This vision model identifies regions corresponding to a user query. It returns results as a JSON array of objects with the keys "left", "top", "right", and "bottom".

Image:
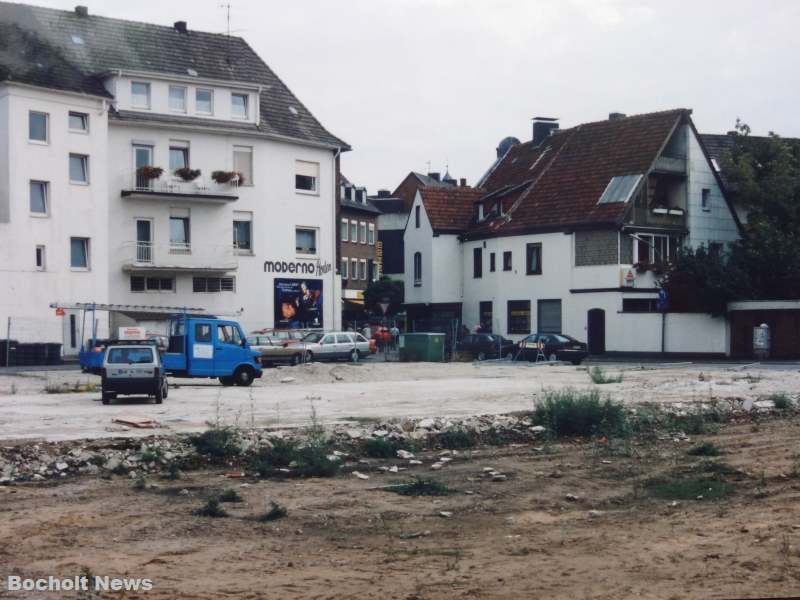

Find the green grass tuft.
[
  {"left": 362, "top": 437, "right": 413, "bottom": 458},
  {"left": 188, "top": 427, "right": 240, "bottom": 460},
  {"left": 687, "top": 441, "right": 721, "bottom": 456},
  {"left": 437, "top": 430, "right": 477, "bottom": 449},
  {"left": 589, "top": 366, "right": 623, "bottom": 384},
  {"left": 768, "top": 393, "right": 793, "bottom": 410},
  {"left": 258, "top": 501, "right": 288, "bottom": 522},
  {"left": 219, "top": 488, "right": 243, "bottom": 502},
  {"left": 645, "top": 477, "right": 731, "bottom": 501},
  {"left": 533, "top": 388, "right": 627, "bottom": 437},
  {"left": 194, "top": 497, "right": 228, "bottom": 518}
]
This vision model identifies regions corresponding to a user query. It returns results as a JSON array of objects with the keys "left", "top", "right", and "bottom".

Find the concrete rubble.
[{"left": 0, "top": 400, "right": 781, "bottom": 485}]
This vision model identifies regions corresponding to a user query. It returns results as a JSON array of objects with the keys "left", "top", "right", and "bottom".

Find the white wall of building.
[
  {"left": 403, "top": 191, "right": 463, "bottom": 305},
  {"left": 0, "top": 84, "right": 109, "bottom": 351},
  {"left": 107, "top": 124, "right": 340, "bottom": 335}
]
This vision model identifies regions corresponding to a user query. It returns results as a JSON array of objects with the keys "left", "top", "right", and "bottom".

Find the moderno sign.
[{"left": 263, "top": 259, "right": 332, "bottom": 275}]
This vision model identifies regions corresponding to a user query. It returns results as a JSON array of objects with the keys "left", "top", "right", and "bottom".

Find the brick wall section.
[
  {"left": 340, "top": 207, "right": 378, "bottom": 291},
  {"left": 574, "top": 230, "right": 619, "bottom": 266}
]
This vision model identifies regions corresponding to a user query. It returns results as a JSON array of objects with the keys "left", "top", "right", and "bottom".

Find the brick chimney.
[
  {"left": 174, "top": 21, "right": 188, "bottom": 34},
  {"left": 74, "top": 5, "right": 88, "bottom": 17},
  {"left": 459, "top": 178, "right": 467, "bottom": 187},
  {"left": 532, "top": 117, "right": 559, "bottom": 147},
  {"left": 609, "top": 112, "right": 626, "bottom": 121}
]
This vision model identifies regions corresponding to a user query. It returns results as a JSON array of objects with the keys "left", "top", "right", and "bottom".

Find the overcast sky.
[{"left": 41, "top": 0, "right": 800, "bottom": 192}]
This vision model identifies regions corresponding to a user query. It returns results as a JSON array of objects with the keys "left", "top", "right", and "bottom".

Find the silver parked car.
[
  {"left": 300, "top": 332, "right": 372, "bottom": 362},
  {"left": 101, "top": 343, "right": 167, "bottom": 405}
]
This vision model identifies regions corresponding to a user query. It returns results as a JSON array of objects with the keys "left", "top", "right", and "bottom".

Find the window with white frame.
[
  {"left": 231, "top": 93, "right": 248, "bottom": 119},
  {"left": 632, "top": 233, "right": 681, "bottom": 265},
  {"left": 341, "top": 218, "right": 349, "bottom": 241},
  {"left": 350, "top": 258, "right": 358, "bottom": 280},
  {"left": 233, "top": 146, "right": 253, "bottom": 185},
  {"left": 131, "top": 82, "right": 151, "bottom": 109},
  {"left": 70, "top": 237, "right": 89, "bottom": 269},
  {"left": 68, "top": 111, "right": 89, "bottom": 132},
  {"left": 29, "top": 111, "right": 48, "bottom": 142},
  {"left": 35, "top": 245, "right": 46, "bottom": 271},
  {"left": 359, "top": 222, "right": 367, "bottom": 244},
  {"left": 196, "top": 89, "right": 213, "bottom": 115},
  {"left": 233, "top": 211, "right": 253, "bottom": 252},
  {"left": 350, "top": 221, "right": 357, "bottom": 242},
  {"left": 359, "top": 259, "right": 367, "bottom": 280},
  {"left": 295, "top": 227, "right": 317, "bottom": 254},
  {"left": 69, "top": 154, "right": 89, "bottom": 184},
  {"left": 413, "top": 252, "right": 422, "bottom": 285},
  {"left": 193, "top": 276, "right": 235, "bottom": 292},
  {"left": 341, "top": 257, "right": 348, "bottom": 279},
  {"left": 295, "top": 161, "right": 319, "bottom": 193},
  {"left": 368, "top": 223, "right": 375, "bottom": 245},
  {"left": 169, "top": 86, "right": 187, "bottom": 112},
  {"left": 170, "top": 208, "right": 191, "bottom": 252},
  {"left": 29, "top": 181, "right": 48, "bottom": 215}
]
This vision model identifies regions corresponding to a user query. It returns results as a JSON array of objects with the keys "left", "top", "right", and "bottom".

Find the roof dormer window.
[
  {"left": 196, "top": 89, "right": 213, "bottom": 115},
  {"left": 131, "top": 82, "right": 150, "bottom": 109},
  {"left": 231, "top": 93, "right": 248, "bottom": 119}
]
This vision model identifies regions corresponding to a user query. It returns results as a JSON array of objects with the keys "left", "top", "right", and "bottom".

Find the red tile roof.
[
  {"left": 469, "top": 109, "right": 690, "bottom": 238},
  {"left": 420, "top": 187, "right": 485, "bottom": 233}
]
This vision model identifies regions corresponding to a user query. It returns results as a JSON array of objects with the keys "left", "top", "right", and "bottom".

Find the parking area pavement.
[{"left": 0, "top": 359, "right": 798, "bottom": 442}]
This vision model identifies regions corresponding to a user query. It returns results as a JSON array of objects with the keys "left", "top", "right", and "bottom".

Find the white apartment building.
[
  {"left": 0, "top": 3, "right": 348, "bottom": 355},
  {"left": 404, "top": 110, "right": 743, "bottom": 356}
]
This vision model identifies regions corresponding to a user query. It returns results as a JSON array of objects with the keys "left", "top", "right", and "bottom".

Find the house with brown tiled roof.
[{"left": 404, "top": 110, "right": 743, "bottom": 356}]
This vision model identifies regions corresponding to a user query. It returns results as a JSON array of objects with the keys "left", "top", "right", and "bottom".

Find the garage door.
[{"left": 537, "top": 299, "right": 562, "bottom": 334}]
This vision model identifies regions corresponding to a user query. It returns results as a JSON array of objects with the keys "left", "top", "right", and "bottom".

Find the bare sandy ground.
[
  {"left": 2, "top": 414, "right": 799, "bottom": 599},
  {"left": 0, "top": 360, "right": 798, "bottom": 442}
]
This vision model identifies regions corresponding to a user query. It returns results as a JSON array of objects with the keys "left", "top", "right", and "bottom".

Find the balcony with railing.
[
  {"left": 121, "top": 241, "right": 238, "bottom": 273},
  {"left": 121, "top": 169, "right": 240, "bottom": 203},
  {"left": 652, "top": 155, "right": 687, "bottom": 176}
]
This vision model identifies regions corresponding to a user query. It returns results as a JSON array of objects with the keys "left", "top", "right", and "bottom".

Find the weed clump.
[
  {"left": 249, "top": 437, "right": 340, "bottom": 479},
  {"left": 645, "top": 478, "right": 731, "bottom": 501},
  {"left": 219, "top": 488, "right": 243, "bottom": 503},
  {"left": 589, "top": 366, "right": 623, "bottom": 384},
  {"left": 362, "top": 437, "right": 412, "bottom": 458},
  {"left": 533, "top": 389, "right": 627, "bottom": 437},
  {"left": 189, "top": 427, "right": 240, "bottom": 460},
  {"left": 768, "top": 393, "right": 793, "bottom": 410},
  {"left": 390, "top": 477, "right": 453, "bottom": 496},
  {"left": 437, "top": 430, "right": 477, "bottom": 449},
  {"left": 687, "top": 441, "right": 721, "bottom": 457},
  {"left": 258, "top": 501, "right": 288, "bottom": 522},
  {"left": 194, "top": 497, "right": 227, "bottom": 518}
]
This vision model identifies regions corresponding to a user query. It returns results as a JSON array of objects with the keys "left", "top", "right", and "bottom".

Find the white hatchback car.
[{"left": 300, "top": 332, "right": 372, "bottom": 362}]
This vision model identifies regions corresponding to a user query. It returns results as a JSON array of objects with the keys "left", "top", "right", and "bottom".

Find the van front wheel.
[{"left": 233, "top": 366, "right": 255, "bottom": 387}]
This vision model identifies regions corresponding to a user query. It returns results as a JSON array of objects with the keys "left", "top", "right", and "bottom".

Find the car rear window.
[
  {"left": 354, "top": 333, "right": 368, "bottom": 343},
  {"left": 107, "top": 347, "right": 154, "bottom": 364}
]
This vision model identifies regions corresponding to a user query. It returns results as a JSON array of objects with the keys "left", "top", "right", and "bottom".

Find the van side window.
[
  {"left": 195, "top": 323, "right": 212, "bottom": 342},
  {"left": 217, "top": 324, "right": 242, "bottom": 345}
]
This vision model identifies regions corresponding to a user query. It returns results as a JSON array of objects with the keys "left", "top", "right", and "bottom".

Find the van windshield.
[{"left": 108, "top": 347, "right": 154, "bottom": 364}]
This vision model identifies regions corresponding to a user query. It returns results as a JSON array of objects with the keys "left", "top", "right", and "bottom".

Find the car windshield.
[
  {"left": 107, "top": 347, "right": 154, "bottom": 364},
  {"left": 302, "top": 332, "right": 324, "bottom": 343}
]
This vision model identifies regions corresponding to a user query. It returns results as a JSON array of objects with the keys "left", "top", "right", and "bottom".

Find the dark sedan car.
[
  {"left": 458, "top": 333, "right": 515, "bottom": 360},
  {"left": 516, "top": 333, "right": 588, "bottom": 364}
]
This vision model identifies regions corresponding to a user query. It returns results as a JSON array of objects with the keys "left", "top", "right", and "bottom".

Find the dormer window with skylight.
[
  {"left": 196, "top": 89, "right": 214, "bottom": 115},
  {"left": 131, "top": 82, "right": 151, "bottom": 109},
  {"left": 231, "top": 93, "right": 248, "bottom": 119}
]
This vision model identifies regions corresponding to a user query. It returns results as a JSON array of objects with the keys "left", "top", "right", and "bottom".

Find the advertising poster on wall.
[{"left": 274, "top": 278, "right": 324, "bottom": 329}]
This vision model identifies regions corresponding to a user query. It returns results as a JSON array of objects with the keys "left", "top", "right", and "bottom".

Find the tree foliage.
[
  {"left": 363, "top": 276, "right": 404, "bottom": 316},
  {"left": 661, "top": 121, "right": 800, "bottom": 311}
]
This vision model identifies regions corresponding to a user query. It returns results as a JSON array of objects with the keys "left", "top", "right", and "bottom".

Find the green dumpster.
[{"left": 398, "top": 333, "right": 446, "bottom": 362}]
